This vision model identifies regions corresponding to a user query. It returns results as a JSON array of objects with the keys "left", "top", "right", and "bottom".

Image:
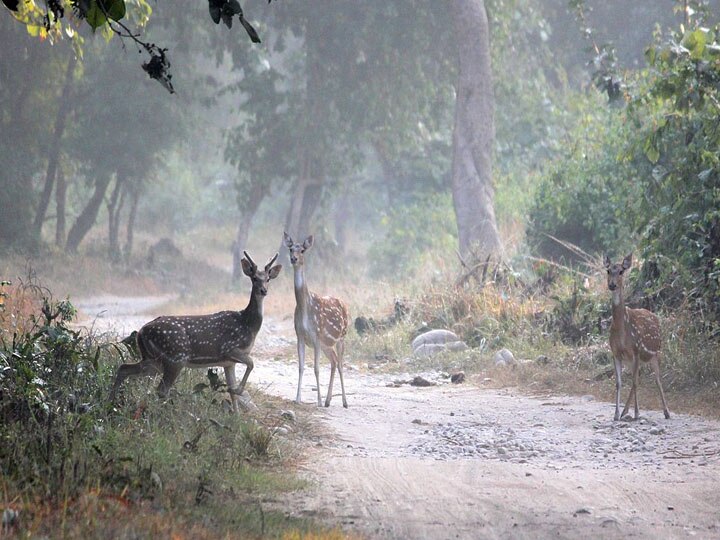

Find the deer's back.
[
  {"left": 138, "top": 311, "right": 256, "bottom": 364},
  {"left": 299, "top": 293, "right": 349, "bottom": 348},
  {"left": 622, "top": 307, "right": 662, "bottom": 360}
]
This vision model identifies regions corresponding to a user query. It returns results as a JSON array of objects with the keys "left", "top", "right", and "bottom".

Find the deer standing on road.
[
  {"left": 605, "top": 254, "right": 670, "bottom": 421},
  {"left": 110, "top": 252, "right": 282, "bottom": 411},
  {"left": 284, "top": 232, "right": 350, "bottom": 407}
]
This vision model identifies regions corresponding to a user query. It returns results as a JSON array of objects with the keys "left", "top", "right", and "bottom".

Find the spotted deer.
[
  {"left": 110, "top": 252, "right": 282, "bottom": 411},
  {"left": 605, "top": 253, "right": 670, "bottom": 421},
  {"left": 284, "top": 232, "right": 350, "bottom": 407}
]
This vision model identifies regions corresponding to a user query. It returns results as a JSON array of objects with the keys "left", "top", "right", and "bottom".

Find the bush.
[
  {"left": 0, "top": 281, "right": 113, "bottom": 499},
  {"left": 627, "top": 24, "right": 720, "bottom": 319},
  {"left": 526, "top": 96, "right": 647, "bottom": 262}
]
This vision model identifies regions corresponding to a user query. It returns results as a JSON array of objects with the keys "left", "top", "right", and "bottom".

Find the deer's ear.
[
  {"left": 603, "top": 255, "right": 611, "bottom": 269},
  {"left": 241, "top": 257, "right": 254, "bottom": 276},
  {"left": 622, "top": 253, "right": 633, "bottom": 270},
  {"left": 283, "top": 231, "right": 293, "bottom": 248},
  {"left": 268, "top": 264, "right": 282, "bottom": 279},
  {"left": 303, "top": 235, "right": 314, "bottom": 250}
]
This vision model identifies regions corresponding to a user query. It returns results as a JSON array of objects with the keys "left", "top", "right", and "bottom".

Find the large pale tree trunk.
[{"left": 450, "top": 0, "right": 501, "bottom": 260}]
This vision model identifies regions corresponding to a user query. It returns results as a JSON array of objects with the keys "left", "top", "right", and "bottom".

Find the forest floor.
[{"left": 77, "top": 294, "right": 720, "bottom": 540}]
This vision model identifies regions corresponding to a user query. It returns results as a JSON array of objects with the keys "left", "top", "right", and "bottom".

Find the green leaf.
[
  {"left": 86, "top": 0, "right": 126, "bottom": 30},
  {"left": 644, "top": 137, "right": 660, "bottom": 164},
  {"left": 102, "top": 0, "right": 126, "bottom": 21},
  {"left": 685, "top": 29, "right": 707, "bottom": 60},
  {"left": 645, "top": 46, "right": 656, "bottom": 66},
  {"left": 85, "top": 3, "right": 107, "bottom": 30}
]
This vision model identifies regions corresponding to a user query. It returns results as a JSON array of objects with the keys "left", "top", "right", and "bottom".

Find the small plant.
[
  {"left": 241, "top": 420, "right": 277, "bottom": 458},
  {"left": 0, "top": 279, "right": 114, "bottom": 501}
]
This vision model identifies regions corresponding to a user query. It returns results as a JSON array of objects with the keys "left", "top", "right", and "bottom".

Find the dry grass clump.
[{"left": 0, "top": 279, "right": 43, "bottom": 340}]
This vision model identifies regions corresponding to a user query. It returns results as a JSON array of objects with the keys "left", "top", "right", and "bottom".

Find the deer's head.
[
  {"left": 283, "top": 232, "right": 313, "bottom": 267},
  {"left": 604, "top": 253, "right": 632, "bottom": 292},
  {"left": 241, "top": 251, "right": 282, "bottom": 296}
]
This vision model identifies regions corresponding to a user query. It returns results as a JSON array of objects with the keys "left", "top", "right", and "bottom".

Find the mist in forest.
[{"left": 0, "top": 0, "right": 716, "bottom": 286}]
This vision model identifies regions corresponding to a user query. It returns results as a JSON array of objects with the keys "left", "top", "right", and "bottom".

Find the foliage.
[
  {"left": 0, "top": 281, "right": 109, "bottom": 499},
  {"left": 628, "top": 18, "right": 720, "bottom": 318},
  {"left": 526, "top": 94, "right": 647, "bottom": 261},
  {"left": 367, "top": 193, "right": 457, "bottom": 275},
  {"left": 2, "top": 0, "right": 266, "bottom": 91},
  {"left": 0, "top": 280, "right": 322, "bottom": 537}
]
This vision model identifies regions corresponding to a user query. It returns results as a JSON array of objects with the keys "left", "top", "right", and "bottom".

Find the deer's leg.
[
  {"left": 633, "top": 358, "right": 640, "bottom": 419},
  {"left": 313, "top": 343, "right": 322, "bottom": 407},
  {"left": 228, "top": 351, "right": 254, "bottom": 398},
  {"left": 622, "top": 356, "right": 640, "bottom": 419},
  {"left": 110, "top": 361, "right": 161, "bottom": 402},
  {"left": 336, "top": 340, "right": 348, "bottom": 408},
  {"left": 157, "top": 362, "right": 183, "bottom": 398},
  {"left": 224, "top": 366, "right": 240, "bottom": 412},
  {"left": 613, "top": 356, "right": 623, "bottom": 421},
  {"left": 650, "top": 355, "right": 671, "bottom": 419},
  {"left": 296, "top": 339, "right": 306, "bottom": 404},
  {"left": 323, "top": 347, "right": 337, "bottom": 408}
]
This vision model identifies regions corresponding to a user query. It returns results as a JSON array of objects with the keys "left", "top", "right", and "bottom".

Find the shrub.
[
  {"left": 0, "top": 281, "right": 113, "bottom": 500},
  {"left": 526, "top": 96, "right": 648, "bottom": 262}
]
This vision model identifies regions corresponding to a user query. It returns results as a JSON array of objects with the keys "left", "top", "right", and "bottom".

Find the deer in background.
[
  {"left": 605, "top": 253, "right": 670, "bottom": 421},
  {"left": 110, "top": 252, "right": 282, "bottom": 411},
  {"left": 284, "top": 232, "right": 350, "bottom": 407}
]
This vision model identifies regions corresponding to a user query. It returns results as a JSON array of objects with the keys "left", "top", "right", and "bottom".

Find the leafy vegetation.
[{"left": 0, "top": 279, "right": 329, "bottom": 538}]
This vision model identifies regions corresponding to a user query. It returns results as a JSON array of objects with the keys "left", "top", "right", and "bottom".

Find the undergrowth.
[
  {"left": 0, "top": 278, "right": 336, "bottom": 539},
  {"left": 349, "top": 256, "right": 720, "bottom": 417}
]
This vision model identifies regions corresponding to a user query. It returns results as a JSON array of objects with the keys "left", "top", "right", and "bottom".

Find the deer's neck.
[
  {"left": 293, "top": 265, "right": 311, "bottom": 314},
  {"left": 243, "top": 289, "right": 264, "bottom": 331},
  {"left": 610, "top": 287, "right": 627, "bottom": 330}
]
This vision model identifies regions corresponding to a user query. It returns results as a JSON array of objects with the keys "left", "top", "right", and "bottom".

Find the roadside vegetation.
[{"left": 0, "top": 278, "right": 346, "bottom": 539}]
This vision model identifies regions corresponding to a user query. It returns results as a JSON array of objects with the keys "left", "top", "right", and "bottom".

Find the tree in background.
[{"left": 450, "top": 0, "right": 501, "bottom": 260}]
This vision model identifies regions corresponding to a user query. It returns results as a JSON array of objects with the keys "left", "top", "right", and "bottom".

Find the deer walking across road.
[
  {"left": 110, "top": 251, "right": 282, "bottom": 411},
  {"left": 284, "top": 232, "right": 350, "bottom": 407},
  {"left": 605, "top": 253, "right": 670, "bottom": 421}
]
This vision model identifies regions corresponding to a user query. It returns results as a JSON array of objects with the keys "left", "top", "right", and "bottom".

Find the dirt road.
[{"left": 79, "top": 297, "right": 720, "bottom": 539}]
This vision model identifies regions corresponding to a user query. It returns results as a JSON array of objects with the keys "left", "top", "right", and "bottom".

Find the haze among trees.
[
  {"left": 1, "top": 0, "right": 718, "bottom": 308},
  {"left": 3, "top": 1, "right": 720, "bottom": 537}
]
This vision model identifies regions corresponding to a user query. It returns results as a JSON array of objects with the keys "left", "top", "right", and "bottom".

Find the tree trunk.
[
  {"left": 281, "top": 15, "right": 326, "bottom": 253},
  {"left": 124, "top": 187, "right": 140, "bottom": 259},
  {"left": 232, "top": 183, "right": 266, "bottom": 282},
  {"left": 55, "top": 165, "right": 67, "bottom": 247},
  {"left": 333, "top": 185, "right": 351, "bottom": 253},
  {"left": 33, "top": 54, "right": 77, "bottom": 240},
  {"left": 283, "top": 174, "right": 323, "bottom": 245},
  {"left": 65, "top": 174, "right": 112, "bottom": 253},
  {"left": 0, "top": 45, "right": 45, "bottom": 249},
  {"left": 107, "top": 172, "right": 127, "bottom": 261},
  {"left": 450, "top": 0, "right": 501, "bottom": 261}
]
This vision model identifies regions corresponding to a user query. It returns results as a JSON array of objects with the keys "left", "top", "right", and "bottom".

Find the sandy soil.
[{"left": 78, "top": 297, "right": 720, "bottom": 540}]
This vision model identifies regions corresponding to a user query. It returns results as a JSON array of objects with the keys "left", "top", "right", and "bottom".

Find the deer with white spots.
[
  {"left": 110, "top": 252, "right": 282, "bottom": 411},
  {"left": 605, "top": 253, "right": 670, "bottom": 421},
  {"left": 284, "top": 232, "right": 350, "bottom": 407}
]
